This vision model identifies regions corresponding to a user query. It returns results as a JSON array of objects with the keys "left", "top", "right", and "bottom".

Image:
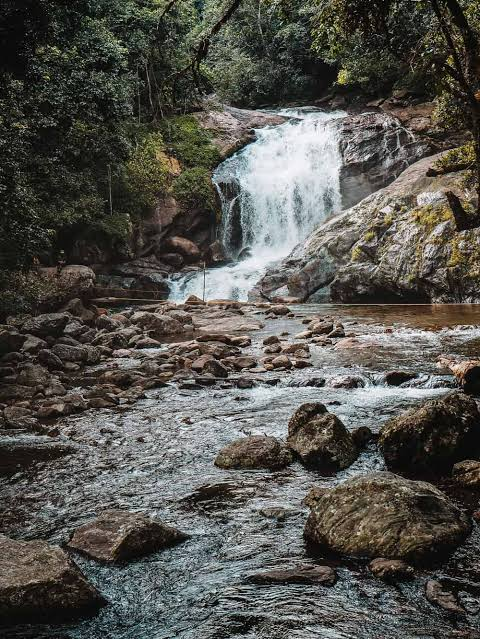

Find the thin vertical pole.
[
  {"left": 202, "top": 261, "right": 206, "bottom": 302},
  {"left": 108, "top": 164, "right": 113, "bottom": 215}
]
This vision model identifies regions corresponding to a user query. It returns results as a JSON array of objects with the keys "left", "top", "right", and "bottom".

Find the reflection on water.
[{"left": 2, "top": 304, "right": 480, "bottom": 639}]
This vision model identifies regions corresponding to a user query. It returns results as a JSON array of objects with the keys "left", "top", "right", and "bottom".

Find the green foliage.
[
  {"left": 124, "top": 131, "right": 170, "bottom": 211},
  {"left": 0, "top": 270, "right": 69, "bottom": 319},
  {"left": 172, "top": 167, "right": 216, "bottom": 211},
  {"left": 160, "top": 116, "right": 221, "bottom": 169},
  {"left": 204, "top": 0, "right": 329, "bottom": 107}
]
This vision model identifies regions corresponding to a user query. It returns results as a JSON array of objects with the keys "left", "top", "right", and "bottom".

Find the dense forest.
[{"left": 0, "top": 0, "right": 479, "bottom": 310}]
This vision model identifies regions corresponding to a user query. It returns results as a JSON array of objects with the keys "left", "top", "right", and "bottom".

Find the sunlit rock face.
[
  {"left": 334, "top": 111, "right": 433, "bottom": 209},
  {"left": 255, "top": 152, "right": 480, "bottom": 304}
]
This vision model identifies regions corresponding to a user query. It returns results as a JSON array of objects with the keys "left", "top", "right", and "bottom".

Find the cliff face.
[{"left": 254, "top": 153, "right": 480, "bottom": 303}]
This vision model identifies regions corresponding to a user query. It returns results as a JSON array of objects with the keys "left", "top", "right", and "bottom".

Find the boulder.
[
  {"left": 425, "top": 579, "right": 465, "bottom": 615},
  {"left": 130, "top": 311, "right": 183, "bottom": 337},
  {"left": 21, "top": 334, "right": 48, "bottom": 354},
  {"left": 164, "top": 236, "right": 201, "bottom": 262},
  {"left": 248, "top": 565, "right": 336, "bottom": 586},
  {"left": 304, "top": 472, "right": 470, "bottom": 563},
  {"left": 0, "top": 329, "right": 25, "bottom": 355},
  {"left": 51, "top": 343, "right": 88, "bottom": 363},
  {"left": 202, "top": 359, "right": 229, "bottom": 378},
  {"left": 452, "top": 460, "right": 480, "bottom": 488},
  {"left": 368, "top": 558, "right": 414, "bottom": 581},
  {"left": 61, "top": 298, "right": 96, "bottom": 323},
  {"left": 68, "top": 509, "right": 188, "bottom": 563},
  {"left": 0, "top": 535, "right": 104, "bottom": 622},
  {"left": 379, "top": 393, "right": 480, "bottom": 475},
  {"left": 384, "top": 370, "right": 417, "bottom": 386},
  {"left": 38, "top": 349, "right": 64, "bottom": 370},
  {"left": 0, "top": 436, "right": 75, "bottom": 475},
  {"left": 287, "top": 403, "right": 358, "bottom": 472},
  {"left": 22, "top": 313, "right": 70, "bottom": 338},
  {"left": 16, "top": 363, "right": 51, "bottom": 387},
  {"left": 135, "top": 273, "right": 170, "bottom": 298},
  {"left": 215, "top": 436, "right": 293, "bottom": 470}
]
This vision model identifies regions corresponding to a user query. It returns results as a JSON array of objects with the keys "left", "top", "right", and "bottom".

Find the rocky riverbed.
[{"left": 2, "top": 301, "right": 480, "bottom": 638}]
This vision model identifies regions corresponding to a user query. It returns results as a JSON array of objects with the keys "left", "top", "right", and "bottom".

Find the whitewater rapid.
[{"left": 169, "top": 108, "right": 345, "bottom": 302}]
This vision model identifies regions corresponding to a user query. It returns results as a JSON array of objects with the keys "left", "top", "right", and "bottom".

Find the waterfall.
[{"left": 169, "top": 108, "right": 345, "bottom": 302}]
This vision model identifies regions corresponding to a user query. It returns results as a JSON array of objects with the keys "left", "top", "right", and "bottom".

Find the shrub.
[
  {"left": 172, "top": 167, "right": 216, "bottom": 211},
  {"left": 160, "top": 116, "right": 221, "bottom": 170}
]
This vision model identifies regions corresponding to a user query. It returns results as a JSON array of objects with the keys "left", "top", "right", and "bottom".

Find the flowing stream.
[
  {"left": 3, "top": 305, "right": 480, "bottom": 639},
  {"left": 169, "top": 109, "right": 345, "bottom": 301}
]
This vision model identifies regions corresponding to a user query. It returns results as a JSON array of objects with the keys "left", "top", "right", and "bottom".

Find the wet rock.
[
  {"left": 0, "top": 329, "right": 25, "bottom": 355},
  {"left": 271, "top": 355, "right": 293, "bottom": 370},
  {"left": 51, "top": 343, "right": 88, "bottom": 363},
  {"left": 368, "top": 558, "right": 414, "bottom": 581},
  {"left": 304, "top": 472, "right": 470, "bottom": 563},
  {"left": 61, "top": 297, "right": 96, "bottom": 323},
  {"left": 287, "top": 403, "right": 357, "bottom": 472},
  {"left": 92, "top": 331, "right": 129, "bottom": 350},
  {"left": 130, "top": 311, "right": 183, "bottom": 337},
  {"left": 384, "top": 370, "right": 417, "bottom": 386},
  {"left": 225, "top": 356, "right": 257, "bottom": 371},
  {"left": 135, "top": 336, "right": 162, "bottom": 349},
  {"left": 68, "top": 509, "right": 188, "bottom": 562},
  {"left": 135, "top": 273, "right": 170, "bottom": 298},
  {"left": 293, "top": 359, "right": 313, "bottom": 369},
  {"left": 310, "top": 321, "right": 334, "bottom": 335},
  {"left": 270, "top": 305, "right": 290, "bottom": 316},
  {"left": 352, "top": 425, "right": 374, "bottom": 448},
  {"left": 425, "top": 579, "right": 466, "bottom": 615},
  {"left": 202, "top": 359, "right": 229, "bottom": 378},
  {"left": 0, "top": 534, "right": 104, "bottom": 622},
  {"left": 248, "top": 565, "right": 337, "bottom": 586},
  {"left": 0, "top": 435, "right": 75, "bottom": 475},
  {"left": 38, "top": 349, "right": 64, "bottom": 370},
  {"left": 281, "top": 343, "right": 310, "bottom": 356},
  {"left": 0, "top": 384, "right": 35, "bottom": 401},
  {"left": 164, "top": 236, "right": 201, "bottom": 262},
  {"left": 22, "top": 313, "right": 70, "bottom": 337},
  {"left": 36, "top": 394, "right": 88, "bottom": 419},
  {"left": 215, "top": 435, "right": 293, "bottom": 470},
  {"left": 22, "top": 334, "right": 48, "bottom": 354},
  {"left": 452, "top": 460, "right": 480, "bottom": 488},
  {"left": 328, "top": 326, "right": 346, "bottom": 339},
  {"left": 16, "top": 363, "right": 50, "bottom": 387},
  {"left": 379, "top": 393, "right": 480, "bottom": 475},
  {"left": 327, "top": 375, "right": 365, "bottom": 389},
  {"left": 3, "top": 406, "right": 37, "bottom": 430},
  {"left": 96, "top": 314, "right": 122, "bottom": 331},
  {"left": 264, "top": 344, "right": 281, "bottom": 354},
  {"left": 185, "top": 294, "right": 205, "bottom": 305},
  {"left": 298, "top": 378, "right": 326, "bottom": 388},
  {"left": 263, "top": 335, "right": 280, "bottom": 346}
]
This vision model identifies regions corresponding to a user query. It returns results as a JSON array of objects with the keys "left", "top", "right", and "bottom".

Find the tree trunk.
[{"left": 438, "top": 356, "right": 480, "bottom": 394}]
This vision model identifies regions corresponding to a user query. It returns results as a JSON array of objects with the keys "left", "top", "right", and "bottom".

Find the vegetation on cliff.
[{"left": 0, "top": 0, "right": 479, "bottom": 281}]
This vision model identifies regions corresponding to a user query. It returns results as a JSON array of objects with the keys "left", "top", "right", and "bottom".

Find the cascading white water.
[{"left": 169, "top": 108, "right": 345, "bottom": 301}]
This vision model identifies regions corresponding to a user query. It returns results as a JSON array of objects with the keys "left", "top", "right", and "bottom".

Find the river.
[{"left": 3, "top": 304, "right": 480, "bottom": 639}]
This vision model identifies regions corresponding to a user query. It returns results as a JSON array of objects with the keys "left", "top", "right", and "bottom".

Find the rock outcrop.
[
  {"left": 334, "top": 111, "right": 432, "bottom": 209},
  {"left": 0, "top": 535, "right": 104, "bottom": 622},
  {"left": 379, "top": 393, "right": 480, "bottom": 476},
  {"left": 254, "top": 152, "right": 480, "bottom": 303},
  {"left": 68, "top": 510, "right": 188, "bottom": 562},
  {"left": 304, "top": 472, "right": 470, "bottom": 563}
]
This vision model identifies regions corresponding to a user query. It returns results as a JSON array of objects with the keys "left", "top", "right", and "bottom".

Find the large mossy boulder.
[
  {"left": 0, "top": 535, "right": 104, "bottom": 622},
  {"left": 215, "top": 436, "right": 293, "bottom": 471},
  {"left": 304, "top": 472, "right": 470, "bottom": 564},
  {"left": 287, "top": 403, "right": 358, "bottom": 473},
  {"left": 379, "top": 393, "right": 480, "bottom": 475}
]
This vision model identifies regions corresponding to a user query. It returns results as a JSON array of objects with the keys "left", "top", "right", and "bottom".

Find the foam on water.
[{"left": 169, "top": 108, "right": 345, "bottom": 301}]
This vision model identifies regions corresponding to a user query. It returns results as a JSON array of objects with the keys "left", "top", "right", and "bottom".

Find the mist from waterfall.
[{"left": 169, "top": 108, "right": 345, "bottom": 302}]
